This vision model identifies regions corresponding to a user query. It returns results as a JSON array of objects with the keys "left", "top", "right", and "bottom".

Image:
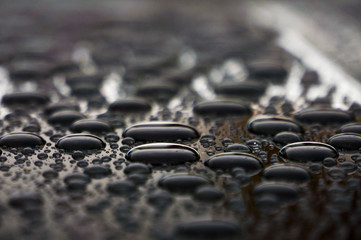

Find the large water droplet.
[
  {"left": 123, "top": 122, "right": 199, "bottom": 142},
  {"left": 56, "top": 134, "right": 106, "bottom": 151},
  {"left": 48, "top": 110, "right": 85, "bottom": 126},
  {"left": 214, "top": 82, "right": 266, "bottom": 101},
  {"left": 263, "top": 164, "right": 312, "bottom": 184},
  {"left": 158, "top": 174, "right": 211, "bottom": 194},
  {"left": 193, "top": 101, "right": 251, "bottom": 117},
  {"left": 225, "top": 143, "right": 251, "bottom": 153},
  {"left": 279, "top": 142, "right": 339, "bottom": 163},
  {"left": 327, "top": 133, "right": 361, "bottom": 153},
  {"left": 107, "top": 180, "right": 137, "bottom": 196},
  {"left": 126, "top": 143, "right": 199, "bottom": 165},
  {"left": 9, "top": 193, "right": 43, "bottom": 210},
  {"left": 337, "top": 123, "right": 361, "bottom": 134},
  {"left": 108, "top": 99, "right": 151, "bottom": 114},
  {"left": 247, "top": 117, "right": 303, "bottom": 136},
  {"left": 136, "top": 82, "right": 178, "bottom": 101},
  {"left": 64, "top": 172, "right": 91, "bottom": 192},
  {"left": 193, "top": 186, "right": 224, "bottom": 203},
  {"left": 2, "top": 92, "right": 49, "bottom": 107},
  {"left": 44, "top": 102, "right": 80, "bottom": 115},
  {"left": 254, "top": 183, "right": 300, "bottom": 208},
  {"left": 84, "top": 165, "right": 112, "bottom": 179},
  {"left": 205, "top": 153, "right": 263, "bottom": 176},
  {"left": 294, "top": 109, "right": 354, "bottom": 125},
  {"left": 0, "top": 132, "right": 46, "bottom": 148},
  {"left": 273, "top": 131, "right": 302, "bottom": 146},
  {"left": 70, "top": 119, "right": 113, "bottom": 134},
  {"left": 124, "top": 163, "right": 152, "bottom": 174}
]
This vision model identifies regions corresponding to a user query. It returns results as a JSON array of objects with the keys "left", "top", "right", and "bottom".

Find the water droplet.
[
  {"left": 254, "top": 183, "right": 300, "bottom": 208},
  {"left": 37, "top": 152, "right": 48, "bottom": 160},
  {"left": 66, "top": 74, "right": 104, "bottom": 87},
  {"left": 246, "top": 139, "right": 262, "bottom": 152},
  {"left": 337, "top": 123, "right": 361, "bottom": 134},
  {"left": 225, "top": 143, "right": 251, "bottom": 153},
  {"left": 108, "top": 99, "right": 151, "bottom": 114},
  {"left": 126, "top": 143, "right": 199, "bottom": 165},
  {"left": 273, "top": 131, "right": 301, "bottom": 146},
  {"left": 70, "top": 119, "right": 113, "bottom": 134},
  {"left": 42, "top": 169, "right": 58, "bottom": 179},
  {"left": 158, "top": 174, "right": 211, "bottom": 194},
  {"left": 263, "top": 164, "right": 312, "bottom": 184},
  {"left": 327, "top": 133, "right": 361, "bottom": 153},
  {"left": 56, "top": 134, "right": 106, "bottom": 151},
  {"left": 105, "top": 133, "right": 120, "bottom": 142},
  {"left": 9, "top": 193, "right": 43, "bottom": 210},
  {"left": 124, "top": 163, "right": 152, "bottom": 174},
  {"left": 294, "top": 109, "right": 354, "bottom": 125},
  {"left": 71, "top": 151, "right": 85, "bottom": 160},
  {"left": 123, "top": 122, "right": 199, "bottom": 142},
  {"left": 147, "top": 190, "right": 173, "bottom": 209},
  {"left": 309, "top": 163, "right": 323, "bottom": 174},
  {"left": 44, "top": 102, "right": 80, "bottom": 116},
  {"left": 64, "top": 173, "right": 90, "bottom": 186},
  {"left": 279, "top": 142, "right": 339, "bottom": 163},
  {"left": 107, "top": 180, "right": 137, "bottom": 195},
  {"left": 248, "top": 61, "right": 288, "bottom": 83},
  {"left": 136, "top": 82, "right": 178, "bottom": 101},
  {"left": 193, "top": 101, "right": 251, "bottom": 117},
  {"left": 340, "top": 161, "right": 357, "bottom": 174},
  {"left": 214, "top": 82, "right": 266, "bottom": 100},
  {"left": 2, "top": 92, "right": 49, "bottom": 107},
  {"left": 0, "top": 132, "right": 46, "bottom": 148},
  {"left": 193, "top": 186, "right": 224, "bottom": 203},
  {"left": 327, "top": 167, "right": 347, "bottom": 182},
  {"left": 247, "top": 117, "right": 303, "bottom": 136},
  {"left": 71, "top": 84, "right": 101, "bottom": 98},
  {"left": 205, "top": 153, "right": 263, "bottom": 176},
  {"left": 48, "top": 110, "right": 85, "bottom": 126},
  {"left": 84, "top": 165, "right": 112, "bottom": 179},
  {"left": 323, "top": 157, "right": 337, "bottom": 167}
]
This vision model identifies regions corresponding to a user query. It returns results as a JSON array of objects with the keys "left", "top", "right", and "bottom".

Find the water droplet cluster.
[{"left": 0, "top": 2, "right": 360, "bottom": 240}]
